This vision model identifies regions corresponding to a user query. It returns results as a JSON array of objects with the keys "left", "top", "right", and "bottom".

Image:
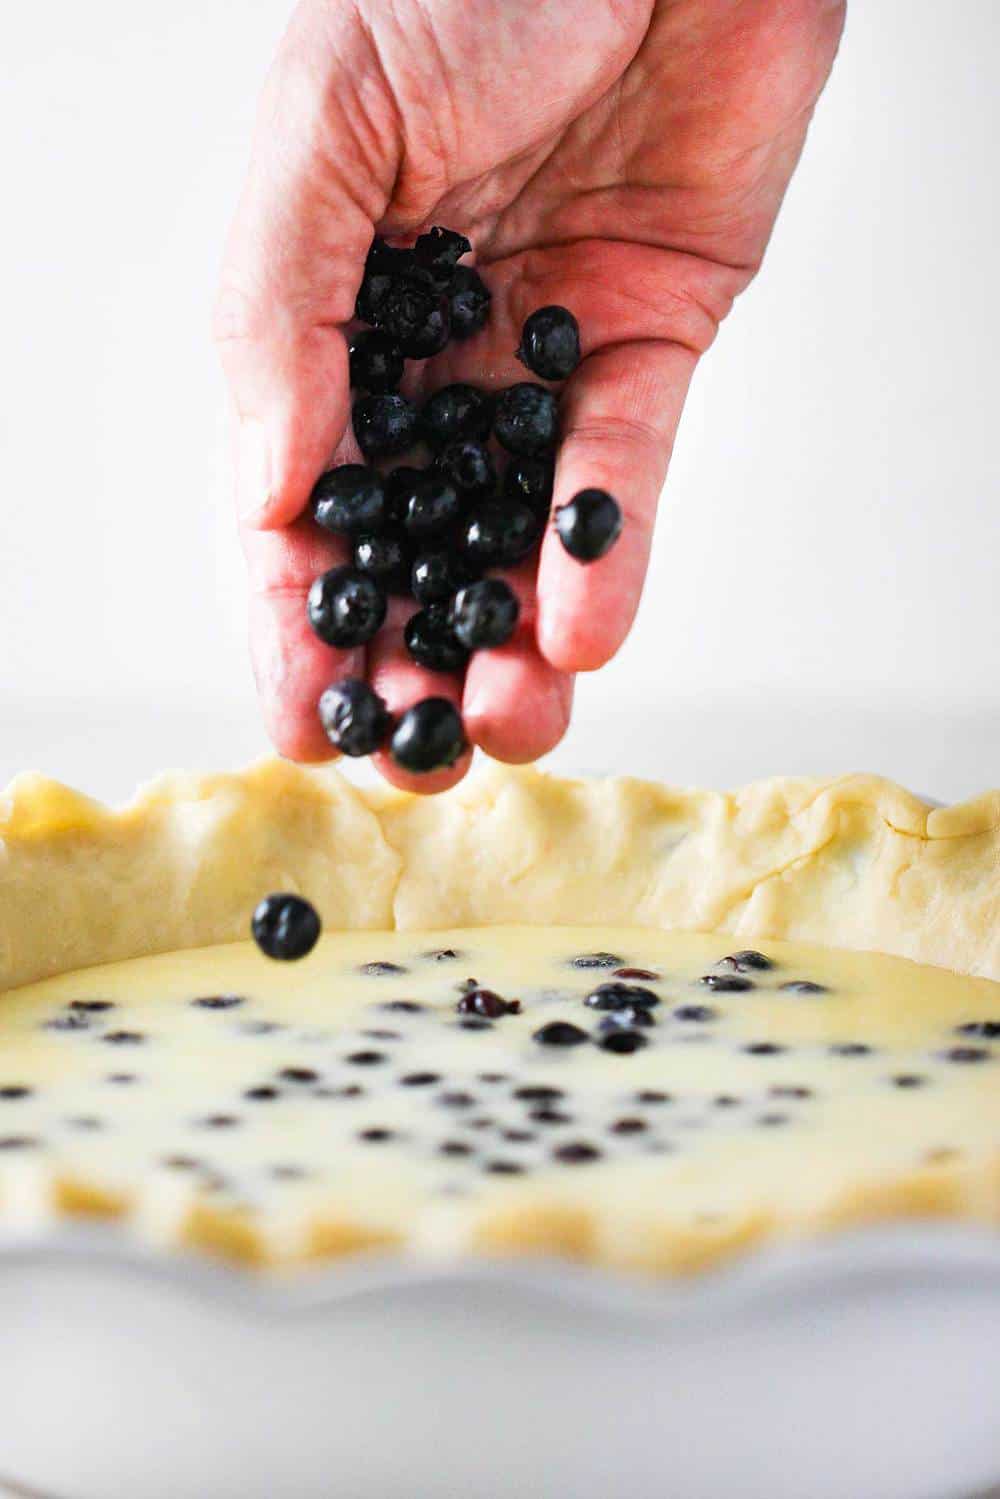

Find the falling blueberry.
[
  {"left": 251, "top": 893, "right": 321, "bottom": 961},
  {"left": 554, "top": 489, "right": 622, "bottom": 562},
  {"left": 307, "top": 567, "right": 387, "bottom": 648},
  {"left": 390, "top": 698, "right": 467, "bottom": 773},
  {"left": 516, "top": 305, "right": 581, "bottom": 381},
  {"left": 318, "top": 678, "right": 392, "bottom": 757},
  {"left": 450, "top": 579, "right": 520, "bottom": 651}
]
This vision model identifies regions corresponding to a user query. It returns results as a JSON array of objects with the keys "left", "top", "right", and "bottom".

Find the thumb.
[{"left": 214, "top": 10, "right": 389, "bottom": 530}]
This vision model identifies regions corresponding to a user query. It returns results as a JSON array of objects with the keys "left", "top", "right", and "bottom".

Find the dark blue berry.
[
  {"left": 390, "top": 698, "right": 467, "bottom": 772},
  {"left": 942, "top": 1046, "right": 990, "bottom": 1064},
  {"left": 448, "top": 265, "right": 491, "bottom": 338},
  {"left": 411, "top": 550, "right": 470, "bottom": 606},
  {"left": 307, "top": 567, "right": 386, "bottom": 648},
  {"left": 348, "top": 330, "right": 404, "bottom": 393},
  {"left": 494, "top": 383, "right": 559, "bottom": 457},
  {"left": 384, "top": 465, "right": 428, "bottom": 526},
  {"left": 554, "top": 489, "right": 622, "bottom": 562},
  {"left": 570, "top": 953, "right": 623, "bottom": 969},
  {"left": 318, "top": 678, "right": 392, "bottom": 756},
  {"left": 597, "top": 1008, "right": 655, "bottom": 1032},
  {"left": 516, "top": 305, "right": 581, "bottom": 381},
  {"left": 251, "top": 894, "right": 321, "bottom": 961},
  {"left": 311, "top": 465, "right": 386, "bottom": 535},
  {"left": 532, "top": 1021, "right": 590, "bottom": 1048},
  {"left": 436, "top": 438, "right": 497, "bottom": 499},
  {"left": 673, "top": 1004, "right": 718, "bottom": 1023},
  {"left": 450, "top": 579, "right": 519, "bottom": 650},
  {"left": 457, "top": 989, "right": 521, "bottom": 1019},
  {"left": 780, "top": 980, "right": 829, "bottom": 995},
  {"left": 191, "top": 995, "right": 244, "bottom": 1010},
  {"left": 378, "top": 281, "right": 450, "bottom": 358},
  {"left": 420, "top": 384, "right": 493, "bottom": 448},
  {"left": 956, "top": 1020, "right": 1000, "bottom": 1038},
  {"left": 585, "top": 982, "right": 660, "bottom": 1011},
  {"left": 504, "top": 455, "right": 554, "bottom": 514},
  {"left": 400, "top": 472, "right": 463, "bottom": 540},
  {"left": 353, "top": 394, "right": 418, "bottom": 458},
  {"left": 413, "top": 226, "right": 471, "bottom": 281},
  {"left": 598, "top": 1029, "right": 648, "bottom": 1055},
  {"left": 554, "top": 1142, "right": 601, "bottom": 1162},
  {"left": 460, "top": 501, "right": 542, "bottom": 568},
  {"left": 404, "top": 605, "right": 470, "bottom": 673},
  {"left": 700, "top": 974, "right": 754, "bottom": 993},
  {"left": 353, "top": 530, "right": 410, "bottom": 593},
  {"left": 720, "top": 950, "right": 774, "bottom": 971}
]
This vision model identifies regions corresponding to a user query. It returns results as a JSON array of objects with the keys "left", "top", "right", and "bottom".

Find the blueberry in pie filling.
[{"left": 0, "top": 761, "right": 997, "bottom": 1273}]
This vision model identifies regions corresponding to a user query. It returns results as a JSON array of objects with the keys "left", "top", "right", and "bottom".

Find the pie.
[{"left": 1, "top": 760, "right": 997, "bottom": 1273}]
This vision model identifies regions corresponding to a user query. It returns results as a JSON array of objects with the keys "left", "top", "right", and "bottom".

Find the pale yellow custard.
[{"left": 1, "top": 926, "right": 997, "bottom": 1272}]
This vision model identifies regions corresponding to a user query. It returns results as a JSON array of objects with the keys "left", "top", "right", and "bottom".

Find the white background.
[{"left": 0, "top": 1, "right": 997, "bottom": 800}]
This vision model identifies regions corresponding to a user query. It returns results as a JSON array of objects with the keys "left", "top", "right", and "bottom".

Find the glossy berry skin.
[
  {"left": 420, "top": 384, "right": 493, "bottom": 449},
  {"left": 384, "top": 465, "right": 427, "bottom": 526},
  {"left": 436, "top": 438, "right": 497, "bottom": 499},
  {"left": 400, "top": 472, "right": 463, "bottom": 540},
  {"left": 494, "top": 383, "right": 559, "bottom": 457},
  {"left": 348, "top": 330, "right": 405, "bottom": 393},
  {"left": 311, "top": 465, "right": 386, "bottom": 535},
  {"left": 460, "top": 501, "right": 542, "bottom": 569},
  {"left": 353, "top": 530, "right": 410, "bottom": 593},
  {"left": 307, "top": 566, "right": 387, "bottom": 648},
  {"left": 404, "top": 605, "right": 470, "bottom": 673},
  {"left": 318, "top": 678, "right": 392, "bottom": 757},
  {"left": 251, "top": 894, "right": 321, "bottom": 962},
  {"left": 354, "top": 238, "right": 435, "bottom": 325},
  {"left": 447, "top": 265, "right": 491, "bottom": 339},
  {"left": 411, "top": 550, "right": 469, "bottom": 606},
  {"left": 378, "top": 282, "right": 450, "bottom": 358},
  {"left": 413, "top": 226, "right": 471, "bottom": 282},
  {"left": 450, "top": 578, "right": 520, "bottom": 650},
  {"left": 353, "top": 394, "right": 418, "bottom": 458},
  {"left": 503, "top": 455, "right": 554, "bottom": 514},
  {"left": 516, "top": 305, "right": 581, "bottom": 381},
  {"left": 390, "top": 698, "right": 467, "bottom": 773},
  {"left": 554, "top": 488, "right": 623, "bottom": 562}
]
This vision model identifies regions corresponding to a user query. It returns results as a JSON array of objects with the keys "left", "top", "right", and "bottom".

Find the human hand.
[{"left": 216, "top": 0, "right": 844, "bottom": 792}]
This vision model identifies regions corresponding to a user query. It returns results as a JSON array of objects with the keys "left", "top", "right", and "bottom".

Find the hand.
[{"left": 216, "top": 0, "right": 844, "bottom": 793}]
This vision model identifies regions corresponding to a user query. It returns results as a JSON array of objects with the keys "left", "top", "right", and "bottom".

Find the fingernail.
[{"left": 237, "top": 419, "right": 271, "bottom": 524}]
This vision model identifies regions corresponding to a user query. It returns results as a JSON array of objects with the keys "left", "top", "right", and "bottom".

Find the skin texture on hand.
[{"left": 216, "top": 0, "right": 846, "bottom": 793}]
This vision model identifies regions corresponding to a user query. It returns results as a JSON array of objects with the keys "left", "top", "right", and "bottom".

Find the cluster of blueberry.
[{"left": 306, "top": 227, "right": 623, "bottom": 774}]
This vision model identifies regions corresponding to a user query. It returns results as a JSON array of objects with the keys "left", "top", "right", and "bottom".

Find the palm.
[{"left": 221, "top": 0, "right": 844, "bottom": 787}]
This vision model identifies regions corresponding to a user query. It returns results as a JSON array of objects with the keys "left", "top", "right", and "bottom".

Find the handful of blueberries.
[{"left": 308, "top": 226, "right": 623, "bottom": 775}]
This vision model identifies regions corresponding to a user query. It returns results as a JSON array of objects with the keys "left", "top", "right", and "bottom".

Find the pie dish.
[{"left": 1, "top": 759, "right": 997, "bottom": 1276}]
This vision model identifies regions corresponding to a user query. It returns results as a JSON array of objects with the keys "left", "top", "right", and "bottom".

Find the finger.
[
  {"left": 214, "top": 12, "right": 388, "bottom": 531},
  {"left": 244, "top": 515, "right": 363, "bottom": 762},
  {"left": 368, "top": 598, "right": 474, "bottom": 795},
  {"left": 462, "top": 564, "right": 574, "bottom": 763},
  {"left": 536, "top": 339, "right": 696, "bottom": 673}
]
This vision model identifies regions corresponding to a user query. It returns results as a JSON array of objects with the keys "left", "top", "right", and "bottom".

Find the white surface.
[
  {"left": 0, "top": 1225, "right": 998, "bottom": 1499},
  {"left": 0, "top": 2, "right": 998, "bottom": 728}
]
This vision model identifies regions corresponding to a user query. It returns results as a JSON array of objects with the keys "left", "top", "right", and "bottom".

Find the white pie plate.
[{"left": 0, "top": 1222, "right": 997, "bottom": 1499}]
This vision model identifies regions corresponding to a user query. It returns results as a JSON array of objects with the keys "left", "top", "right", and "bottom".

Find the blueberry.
[
  {"left": 553, "top": 1142, "right": 601, "bottom": 1163},
  {"left": 384, "top": 465, "right": 428, "bottom": 526},
  {"left": 411, "top": 550, "right": 470, "bottom": 606},
  {"left": 448, "top": 265, "right": 491, "bottom": 338},
  {"left": 353, "top": 530, "right": 411, "bottom": 593},
  {"left": 597, "top": 1029, "right": 648, "bottom": 1054},
  {"left": 355, "top": 240, "right": 430, "bottom": 326},
  {"left": 504, "top": 455, "right": 554, "bottom": 514},
  {"left": 570, "top": 953, "right": 623, "bottom": 970},
  {"left": 348, "top": 330, "right": 404, "bottom": 393},
  {"left": 379, "top": 281, "right": 450, "bottom": 358},
  {"left": 956, "top": 1020, "right": 1000, "bottom": 1038},
  {"left": 251, "top": 894, "right": 321, "bottom": 961},
  {"left": 400, "top": 472, "right": 463, "bottom": 540},
  {"left": 585, "top": 982, "right": 660, "bottom": 1011},
  {"left": 311, "top": 464, "right": 386, "bottom": 536},
  {"left": 494, "top": 383, "right": 559, "bottom": 456},
  {"left": 353, "top": 394, "right": 418, "bottom": 458},
  {"left": 516, "top": 305, "right": 581, "bottom": 381},
  {"left": 318, "top": 678, "right": 392, "bottom": 756},
  {"left": 457, "top": 989, "right": 521, "bottom": 1019},
  {"left": 404, "top": 605, "right": 470, "bottom": 673},
  {"left": 436, "top": 439, "right": 497, "bottom": 500},
  {"left": 390, "top": 698, "right": 467, "bottom": 772},
  {"left": 700, "top": 974, "right": 754, "bottom": 993},
  {"left": 780, "top": 981, "right": 829, "bottom": 995},
  {"left": 597, "top": 1008, "right": 655, "bottom": 1032},
  {"left": 191, "top": 995, "right": 244, "bottom": 1010},
  {"left": 720, "top": 950, "right": 774, "bottom": 972},
  {"left": 554, "top": 489, "right": 622, "bottom": 562},
  {"left": 460, "top": 501, "right": 542, "bottom": 568},
  {"left": 413, "top": 226, "right": 471, "bottom": 282},
  {"left": 420, "top": 384, "right": 493, "bottom": 448},
  {"left": 307, "top": 567, "right": 387, "bottom": 648},
  {"left": 450, "top": 579, "right": 519, "bottom": 650},
  {"left": 532, "top": 1021, "right": 590, "bottom": 1047},
  {"left": 672, "top": 1004, "right": 718, "bottom": 1023},
  {"left": 942, "top": 1046, "right": 990, "bottom": 1064}
]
